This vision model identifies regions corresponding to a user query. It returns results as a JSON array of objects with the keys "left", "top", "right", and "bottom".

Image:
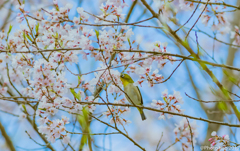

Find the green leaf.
[
  {"left": 95, "top": 30, "right": 99, "bottom": 39},
  {"left": 77, "top": 107, "right": 88, "bottom": 128},
  {"left": 35, "top": 22, "right": 39, "bottom": 34},
  {"left": 6, "top": 24, "right": 13, "bottom": 41},
  {"left": 78, "top": 75, "right": 81, "bottom": 81},
  {"left": 22, "top": 104, "right": 27, "bottom": 112},
  {"left": 77, "top": 91, "right": 81, "bottom": 100},
  {"left": 38, "top": 108, "right": 46, "bottom": 111},
  {"left": 44, "top": 45, "right": 48, "bottom": 49},
  {"left": 127, "top": 38, "right": 131, "bottom": 46},
  {"left": 26, "top": 34, "right": 33, "bottom": 42},
  {"left": 7, "top": 43, "right": 10, "bottom": 49},
  {"left": 100, "top": 9, "right": 105, "bottom": 14},
  {"left": 79, "top": 135, "right": 88, "bottom": 149},
  {"left": 7, "top": 24, "right": 13, "bottom": 35},
  {"left": 56, "top": 5, "right": 59, "bottom": 11},
  {"left": 60, "top": 41, "right": 63, "bottom": 47},
  {"left": 218, "top": 102, "right": 228, "bottom": 111},
  {"left": 163, "top": 97, "right": 168, "bottom": 103},
  {"left": 23, "top": 32, "right": 26, "bottom": 40},
  {"left": 70, "top": 88, "right": 81, "bottom": 100},
  {"left": 182, "top": 39, "right": 189, "bottom": 47},
  {"left": 78, "top": 107, "right": 91, "bottom": 149}
]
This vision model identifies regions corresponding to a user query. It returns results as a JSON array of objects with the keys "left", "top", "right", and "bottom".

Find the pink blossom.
[{"left": 63, "top": 134, "right": 70, "bottom": 144}]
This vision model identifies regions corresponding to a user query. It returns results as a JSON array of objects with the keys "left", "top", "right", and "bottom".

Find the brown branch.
[
  {"left": 2, "top": 47, "right": 240, "bottom": 72},
  {"left": 113, "top": 50, "right": 240, "bottom": 72},
  {"left": 185, "top": 93, "right": 240, "bottom": 103},
  {"left": 186, "top": 118, "right": 194, "bottom": 151},
  {"left": 169, "top": 27, "right": 240, "bottom": 121},
  {"left": 26, "top": 13, "right": 156, "bottom": 28},
  {"left": 25, "top": 131, "right": 48, "bottom": 147},
  {"left": 67, "top": 131, "right": 120, "bottom": 135},
  {"left": 0, "top": 120, "right": 16, "bottom": 151},
  {"left": 163, "top": 141, "right": 177, "bottom": 151},
  {"left": 140, "top": 0, "right": 158, "bottom": 17},
  {"left": 0, "top": 3, "right": 13, "bottom": 30},
  {"left": 0, "top": 98, "right": 38, "bottom": 103},
  {"left": 186, "top": 0, "right": 210, "bottom": 38},
  {"left": 0, "top": 96, "right": 35, "bottom": 99},
  {"left": 125, "top": 0, "right": 138, "bottom": 23},
  {"left": 185, "top": 0, "right": 240, "bottom": 10},
  {"left": 139, "top": 0, "right": 240, "bottom": 121},
  {"left": 2, "top": 97, "right": 240, "bottom": 127},
  {"left": 6, "top": 64, "right": 22, "bottom": 96},
  {"left": 91, "top": 115, "right": 146, "bottom": 151},
  {"left": 99, "top": 95, "right": 117, "bottom": 128},
  {"left": 175, "top": 0, "right": 201, "bottom": 32},
  {"left": 0, "top": 85, "right": 55, "bottom": 150},
  {"left": 0, "top": 109, "right": 19, "bottom": 117},
  {"left": 156, "top": 132, "right": 164, "bottom": 151},
  {"left": 189, "top": 28, "right": 240, "bottom": 48},
  {"left": 154, "top": 58, "right": 186, "bottom": 84},
  {"left": 76, "top": 101, "right": 240, "bottom": 127}
]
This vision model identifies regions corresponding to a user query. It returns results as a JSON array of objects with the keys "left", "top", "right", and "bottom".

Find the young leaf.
[
  {"left": 35, "top": 22, "right": 39, "bottom": 34},
  {"left": 70, "top": 88, "right": 81, "bottom": 100}
]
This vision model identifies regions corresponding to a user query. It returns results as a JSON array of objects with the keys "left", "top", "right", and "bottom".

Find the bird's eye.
[{"left": 120, "top": 75, "right": 124, "bottom": 78}]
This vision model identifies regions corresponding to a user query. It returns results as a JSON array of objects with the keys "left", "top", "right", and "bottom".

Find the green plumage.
[{"left": 123, "top": 82, "right": 146, "bottom": 121}]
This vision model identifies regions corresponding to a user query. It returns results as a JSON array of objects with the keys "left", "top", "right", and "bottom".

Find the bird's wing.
[{"left": 136, "top": 86, "right": 143, "bottom": 105}]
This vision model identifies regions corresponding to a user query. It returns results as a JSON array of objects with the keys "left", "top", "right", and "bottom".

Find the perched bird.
[{"left": 120, "top": 73, "right": 146, "bottom": 121}]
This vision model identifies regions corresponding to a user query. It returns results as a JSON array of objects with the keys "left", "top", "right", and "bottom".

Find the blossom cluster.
[
  {"left": 208, "top": 131, "right": 233, "bottom": 150},
  {"left": 103, "top": 99, "right": 131, "bottom": 125},
  {"left": 125, "top": 41, "right": 173, "bottom": 87},
  {"left": 174, "top": 118, "right": 198, "bottom": 151},
  {"left": 152, "top": 0, "right": 240, "bottom": 47},
  {"left": 38, "top": 115, "right": 70, "bottom": 144},
  {"left": 0, "top": 0, "right": 161, "bottom": 144},
  {"left": 1, "top": 0, "right": 236, "bottom": 147},
  {"left": 230, "top": 26, "right": 240, "bottom": 47},
  {"left": 151, "top": 89, "right": 184, "bottom": 120}
]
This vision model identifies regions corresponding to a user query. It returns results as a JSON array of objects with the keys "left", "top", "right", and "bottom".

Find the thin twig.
[
  {"left": 186, "top": 118, "right": 194, "bottom": 151},
  {"left": 185, "top": 0, "right": 240, "bottom": 10},
  {"left": 185, "top": 93, "right": 240, "bottom": 103},
  {"left": 25, "top": 131, "right": 48, "bottom": 147},
  {"left": 155, "top": 57, "right": 186, "bottom": 84},
  {"left": 91, "top": 115, "right": 146, "bottom": 151},
  {"left": 175, "top": 0, "right": 201, "bottom": 32},
  {"left": 67, "top": 131, "right": 120, "bottom": 135},
  {"left": 0, "top": 109, "right": 19, "bottom": 117},
  {"left": 76, "top": 101, "right": 240, "bottom": 127},
  {"left": 156, "top": 132, "right": 164, "bottom": 151},
  {"left": 163, "top": 141, "right": 177, "bottom": 151},
  {"left": 0, "top": 120, "right": 16, "bottom": 151},
  {"left": 186, "top": 0, "right": 210, "bottom": 38},
  {"left": 2, "top": 48, "right": 240, "bottom": 73},
  {"left": 113, "top": 49, "right": 240, "bottom": 72}
]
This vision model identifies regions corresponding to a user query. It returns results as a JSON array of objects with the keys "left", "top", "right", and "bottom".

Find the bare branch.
[
  {"left": 186, "top": 118, "right": 194, "bottom": 151},
  {"left": 0, "top": 120, "right": 16, "bottom": 151},
  {"left": 185, "top": 0, "right": 240, "bottom": 10}
]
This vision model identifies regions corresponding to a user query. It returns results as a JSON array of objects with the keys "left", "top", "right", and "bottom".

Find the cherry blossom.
[
  {"left": 174, "top": 118, "right": 198, "bottom": 151},
  {"left": 151, "top": 89, "right": 185, "bottom": 120},
  {"left": 208, "top": 131, "right": 234, "bottom": 150},
  {"left": 0, "top": 0, "right": 232, "bottom": 149}
]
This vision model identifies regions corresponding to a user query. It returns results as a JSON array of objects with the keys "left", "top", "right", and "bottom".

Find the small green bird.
[{"left": 120, "top": 73, "right": 146, "bottom": 121}]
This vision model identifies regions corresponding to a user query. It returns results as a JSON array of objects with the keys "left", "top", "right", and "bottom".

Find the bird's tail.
[{"left": 138, "top": 108, "right": 147, "bottom": 121}]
